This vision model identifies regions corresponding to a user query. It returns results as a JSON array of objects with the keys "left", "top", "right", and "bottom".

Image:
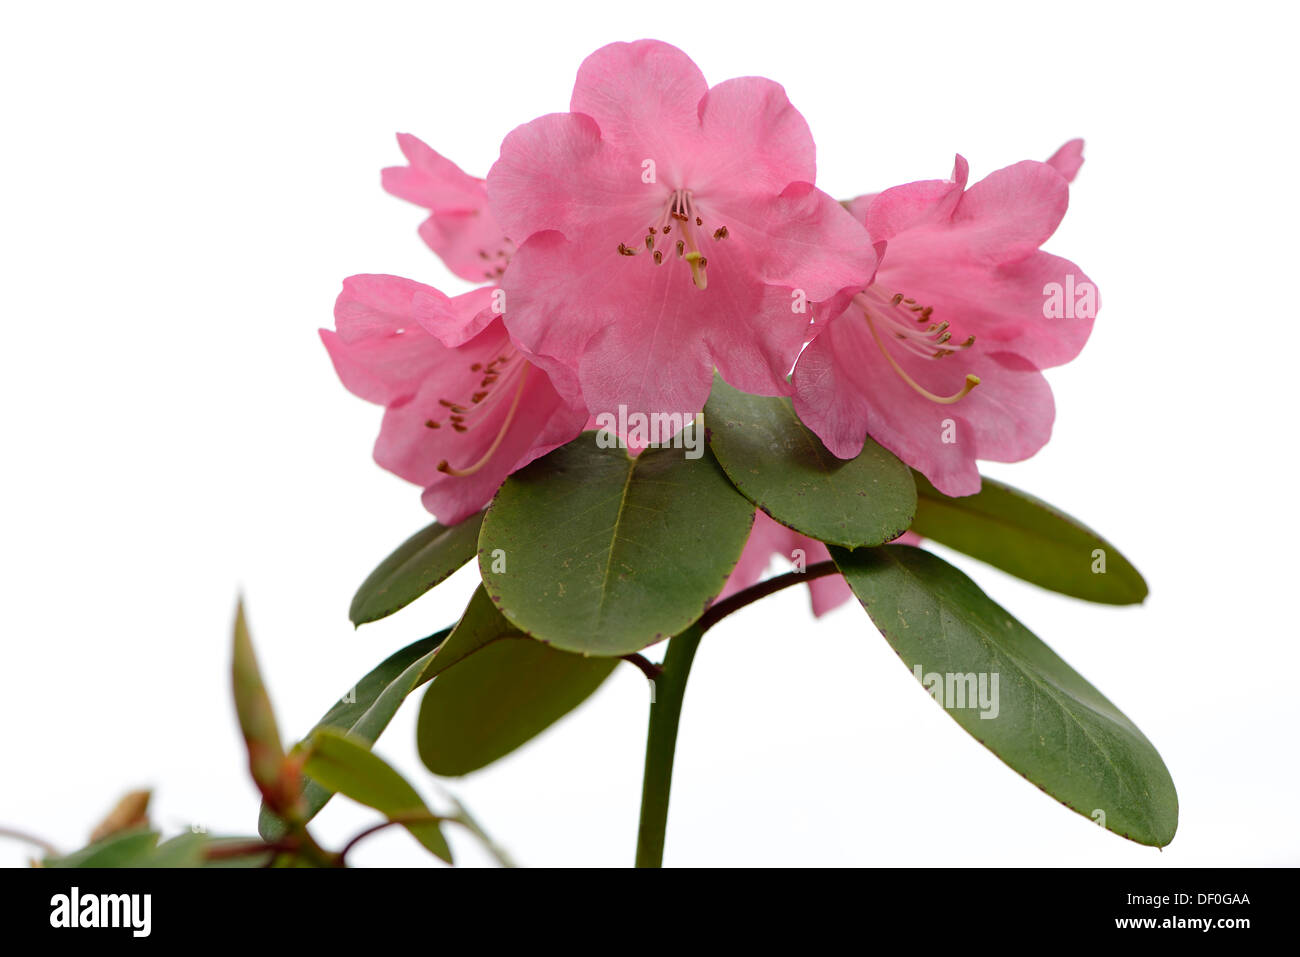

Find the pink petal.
[
  {"left": 333, "top": 274, "right": 447, "bottom": 344},
  {"left": 323, "top": 275, "right": 458, "bottom": 405},
  {"left": 694, "top": 76, "right": 816, "bottom": 201},
  {"left": 863, "top": 177, "right": 965, "bottom": 243},
  {"left": 721, "top": 181, "right": 876, "bottom": 300},
  {"left": 487, "top": 111, "right": 653, "bottom": 248},
  {"left": 1046, "top": 138, "right": 1085, "bottom": 183},
  {"left": 944, "top": 160, "right": 1070, "bottom": 264},
  {"left": 413, "top": 285, "right": 500, "bottom": 349},
  {"left": 569, "top": 40, "right": 709, "bottom": 167}
]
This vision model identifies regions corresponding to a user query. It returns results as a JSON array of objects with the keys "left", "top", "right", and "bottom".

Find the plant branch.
[
  {"left": 621, "top": 652, "right": 663, "bottom": 681},
  {"left": 337, "top": 812, "right": 455, "bottom": 866},
  {"left": 634, "top": 623, "right": 702, "bottom": 867},
  {"left": 0, "top": 825, "right": 60, "bottom": 858},
  {"left": 697, "top": 560, "right": 838, "bottom": 635},
  {"left": 634, "top": 558, "right": 843, "bottom": 867}
]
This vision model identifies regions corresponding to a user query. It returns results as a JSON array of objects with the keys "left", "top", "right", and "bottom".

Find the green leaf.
[
  {"left": 419, "top": 632, "right": 617, "bottom": 776},
  {"left": 441, "top": 791, "right": 515, "bottom": 868},
  {"left": 304, "top": 729, "right": 452, "bottom": 864},
  {"left": 910, "top": 472, "right": 1148, "bottom": 604},
  {"left": 147, "top": 832, "right": 210, "bottom": 868},
  {"left": 415, "top": 585, "right": 521, "bottom": 683},
  {"left": 259, "top": 628, "right": 450, "bottom": 841},
  {"left": 231, "top": 601, "right": 289, "bottom": 807},
  {"left": 44, "top": 829, "right": 160, "bottom": 868},
  {"left": 350, "top": 512, "right": 484, "bottom": 625},
  {"left": 704, "top": 376, "right": 916, "bottom": 547},
  {"left": 831, "top": 545, "right": 1177, "bottom": 846},
  {"left": 479, "top": 433, "right": 755, "bottom": 655}
]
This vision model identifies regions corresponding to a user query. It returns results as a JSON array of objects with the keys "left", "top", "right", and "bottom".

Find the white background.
[{"left": 2, "top": 1, "right": 1296, "bottom": 867}]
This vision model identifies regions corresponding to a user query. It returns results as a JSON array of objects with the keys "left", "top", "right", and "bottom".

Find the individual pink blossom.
[
  {"left": 382, "top": 134, "right": 514, "bottom": 284},
  {"left": 321, "top": 274, "right": 587, "bottom": 523},
  {"left": 485, "top": 40, "right": 875, "bottom": 421},
  {"left": 793, "top": 143, "right": 1096, "bottom": 497}
]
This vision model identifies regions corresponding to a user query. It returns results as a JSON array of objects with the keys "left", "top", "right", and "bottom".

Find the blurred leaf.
[
  {"left": 350, "top": 512, "right": 484, "bottom": 625},
  {"left": 232, "top": 601, "right": 293, "bottom": 811},
  {"left": 259, "top": 628, "right": 450, "bottom": 841},
  {"left": 147, "top": 831, "right": 209, "bottom": 868},
  {"left": 418, "top": 632, "right": 617, "bottom": 777},
  {"left": 441, "top": 792, "right": 515, "bottom": 868},
  {"left": 910, "top": 472, "right": 1148, "bottom": 604},
  {"left": 705, "top": 376, "right": 916, "bottom": 547},
  {"left": 831, "top": 545, "right": 1177, "bottom": 846},
  {"left": 44, "top": 828, "right": 160, "bottom": 868},
  {"left": 480, "top": 434, "right": 754, "bottom": 655},
  {"left": 304, "top": 729, "right": 452, "bottom": 863}
]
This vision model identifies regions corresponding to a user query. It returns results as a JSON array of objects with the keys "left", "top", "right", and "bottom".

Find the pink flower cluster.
[{"left": 323, "top": 40, "right": 1096, "bottom": 615}]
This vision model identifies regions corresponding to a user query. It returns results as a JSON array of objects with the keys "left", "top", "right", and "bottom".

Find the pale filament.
[
  {"left": 856, "top": 288, "right": 980, "bottom": 405},
  {"left": 425, "top": 346, "right": 532, "bottom": 477},
  {"left": 618, "top": 188, "right": 726, "bottom": 291}
]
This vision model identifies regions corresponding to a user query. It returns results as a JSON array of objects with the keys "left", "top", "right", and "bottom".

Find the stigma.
[
  {"left": 856, "top": 287, "right": 980, "bottom": 405},
  {"left": 616, "top": 188, "right": 724, "bottom": 291}
]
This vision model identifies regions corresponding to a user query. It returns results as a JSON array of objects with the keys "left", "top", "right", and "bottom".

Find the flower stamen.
[
  {"left": 618, "top": 188, "right": 722, "bottom": 291},
  {"left": 856, "top": 289, "right": 980, "bottom": 405},
  {"left": 435, "top": 364, "right": 532, "bottom": 477}
]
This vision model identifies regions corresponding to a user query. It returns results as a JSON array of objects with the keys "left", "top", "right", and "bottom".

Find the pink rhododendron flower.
[
  {"left": 486, "top": 40, "right": 875, "bottom": 421},
  {"left": 382, "top": 134, "right": 513, "bottom": 284},
  {"left": 321, "top": 274, "right": 587, "bottom": 523},
  {"left": 793, "top": 143, "right": 1096, "bottom": 496}
]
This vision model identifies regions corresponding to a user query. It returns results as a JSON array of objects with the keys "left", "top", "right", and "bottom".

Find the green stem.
[
  {"left": 633, "top": 560, "right": 839, "bottom": 867},
  {"left": 634, "top": 623, "right": 703, "bottom": 868}
]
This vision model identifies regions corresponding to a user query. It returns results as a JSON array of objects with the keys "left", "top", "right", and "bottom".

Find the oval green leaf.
[
  {"left": 418, "top": 636, "right": 617, "bottom": 777},
  {"left": 479, "top": 434, "right": 754, "bottom": 655},
  {"left": 704, "top": 376, "right": 916, "bottom": 548},
  {"left": 349, "top": 511, "right": 484, "bottom": 625},
  {"left": 830, "top": 544, "right": 1177, "bottom": 847},
  {"left": 911, "top": 472, "right": 1148, "bottom": 604},
  {"left": 305, "top": 728, "right": 452, "bottom": 863}
]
